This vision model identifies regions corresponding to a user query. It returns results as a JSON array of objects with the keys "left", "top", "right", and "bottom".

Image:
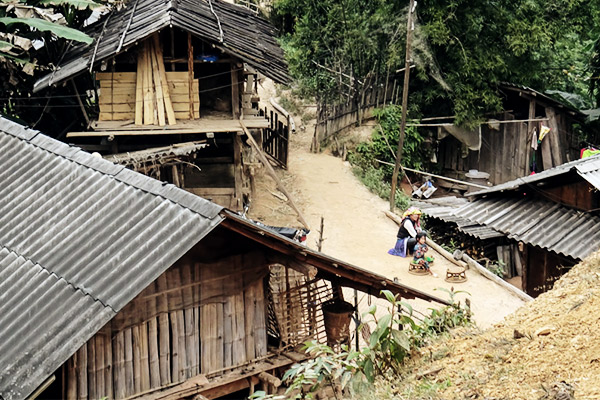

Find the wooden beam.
[
  {"left": 149, "top": 39, "right": 166, "bottom": 126},
  {"left": 135, "top": 50, "right": 144, "bottom": 125},
  {"left": 188, "top": 33, "right": 195, "bottom": 120},
  {"left": 128, "top": 355, "right": 295, "bottom": 400},
  {"left": 267, "top": 254, "right": 318, "bottom": 279},
  {"left": 68, "top": 128, "right": 242, "bottom": 137},
  {"left": 231, "top": 63, "right": 240, "bottom": 118},
  {"left": 153, "top": 34, "right": 176, "bottom": 125},
  {"left": 239, "top": 119, "right": 310, "bottom": 230}
]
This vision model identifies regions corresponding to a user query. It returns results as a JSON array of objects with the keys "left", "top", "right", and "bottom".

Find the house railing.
[
  {"left": 315, "top": 76, "right": 399, "bottom": 144},
  {"left": 260, "top": 106, "right": 290, "bottom": 169}
]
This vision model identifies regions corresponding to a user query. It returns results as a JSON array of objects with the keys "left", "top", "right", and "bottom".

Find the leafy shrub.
[
  {"left": 348, "top": 155, "right": 410, "bottom": 210},
  {"left": 352, "top": 105, "right": 429, "bottom": 180},
  {"left": 251, "top": 289, "right": 471, "bottom": 399}
]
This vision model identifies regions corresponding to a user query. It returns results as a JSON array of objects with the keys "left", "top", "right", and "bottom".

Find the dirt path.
[{"left": 249, "top": 90, "right": 525, "bottom": 329}]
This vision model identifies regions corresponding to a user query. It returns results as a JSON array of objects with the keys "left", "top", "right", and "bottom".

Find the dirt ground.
[
  {"left": 389, "top": 251, "right": 600, "bottom": 399},
  {"left": 247, "top": 84, "right": 525, "bottom": 329}
]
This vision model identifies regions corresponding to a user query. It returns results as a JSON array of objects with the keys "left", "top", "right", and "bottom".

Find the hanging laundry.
[
  {"left": 581, "top": 148, "right": 600, "bottom": 159},
  {"left": 531, "top": 127, "right": 538, "bottom": 150},
  {"left": 539, "top": 125, "right": 550, "bottom": 142}
]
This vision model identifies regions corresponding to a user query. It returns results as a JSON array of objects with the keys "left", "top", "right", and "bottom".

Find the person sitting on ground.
[
  {"left": 388, "top": 206, "right": 424, "bottom": 257},
  {"left": 413, "top": 232, "right": 437, "bottom": 277}
]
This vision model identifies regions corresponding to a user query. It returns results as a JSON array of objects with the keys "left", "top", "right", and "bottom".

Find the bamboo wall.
[{"left": 65, "top": 252, "right": 268, "bottom": 399}]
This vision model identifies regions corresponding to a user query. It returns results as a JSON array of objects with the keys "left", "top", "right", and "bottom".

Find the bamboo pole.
[
  {"left": 375, "top": 159, "right": 488, "bottom": 189},
  {"left": 187, "top": 33, "right": 195, "bottom": 120},
  {"left": 153, "top": 34, "right": 177, "bottom": 125}
]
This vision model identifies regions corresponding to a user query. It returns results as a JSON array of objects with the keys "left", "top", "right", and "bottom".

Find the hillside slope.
[{"left": 391, "top": 251, "right": 600, "bottom": 399}]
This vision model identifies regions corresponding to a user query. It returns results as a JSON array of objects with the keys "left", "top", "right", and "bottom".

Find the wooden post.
[
  {"left": 231, "top": 63, "right": 240, "bottom": 118},
  {"left": 526, "top": 99, "right": 535, "bottom": 174},
  {"left": 156, "top": 274, "right": 171, "bottom": 385},
  {"left": 390, "top": 0, "right": 416, "bottom": 211},
  {"left": 135, "top": 49, "right": 144, "bottom": 125},
  {"left": 149, "top": 39, "right": 167, "bottom": 127},
  {"left": 67, "top": 355, "right": 77, "bottom": 400},
  {"left": 240, "top": 119, "right": 310, "bottom": 230},
  {"left": 87, "top": 338, "right": 96, "bottom": 400},
  {"left": 77, "top": 346, "right": 88, "bottom": 400},
  {"left": 172, "top": 165, "right": 180, "bottom": 187},
  {"left": 104, "top": 326, "right": 113, "bottom": 399},
  {"left": 153, "top": 34, "right": 177, "bottom": 125},
  {"left": 545, "top": 107, "right": 563, "bottom": 166},
  {"left": 95, "top": 334, "right": 105, "bottom": 398},
  {"left": 233, "top": 134, "right": 244, "bottom": 210},
  {"left": 142, "top": 42, "right": 155, "bottom": 125},
  {"left": 124, "top": 328, "right": 135, "bottom": 397},
  {"left": 540, "top": 123, "right": 553, "bottom": 170},
  {"left": 188, "top": 33, "right": 195, "bottom": 120}
]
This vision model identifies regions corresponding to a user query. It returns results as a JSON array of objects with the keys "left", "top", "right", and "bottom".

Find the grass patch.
[{"left": 348, "top": 154, "right": 410, "bottom": 210}]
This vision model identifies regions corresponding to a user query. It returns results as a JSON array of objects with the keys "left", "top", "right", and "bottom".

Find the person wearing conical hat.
[{"left": 388, "top": 206, "right": 423, "bottom": 257}]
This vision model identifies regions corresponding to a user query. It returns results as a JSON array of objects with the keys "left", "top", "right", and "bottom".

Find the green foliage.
[
  {"left": 414, "top": 288, "right": 472, "bottom": 341},
  {"left": 250, "top": 342, "right": 361, "bottom": 400},
  {"left": 251, "top": 289, "right": 471, "bottom": 399},
  {"left": 0, "top": 17, "right": 92, "bottom": 44},
  {"left": 440, "top": 237, "right": 458, "bottom": 254},
  {"left": 486, "top": 260, "right": 506, "bottom": 278},
  {"left": 274, "top": 0, "right": 600, "bottom": 126},
  {"left": 347, "top": 105, "right": 428, "bottom": 208},
  {"left": 348, "top": 159, "right": 410, "bottom": 210}
]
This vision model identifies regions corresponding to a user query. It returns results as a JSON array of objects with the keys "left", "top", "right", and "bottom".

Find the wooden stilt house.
[
  {"left": 34, "top": 0, "right": 293, "bottom": 211},
  {"left": 0, "top": 117, "right": 445, "bottom": 400},
  {"left": 418, "top": 154, "right": 600, "bottom": 297},
  {"left": 433, "top": 83, "right": 586, "bottom": 187}
]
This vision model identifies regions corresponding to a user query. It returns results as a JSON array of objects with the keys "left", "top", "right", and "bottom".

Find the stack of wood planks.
[{"left": 97, "top": 35, "right": 200, "bottom": 125}]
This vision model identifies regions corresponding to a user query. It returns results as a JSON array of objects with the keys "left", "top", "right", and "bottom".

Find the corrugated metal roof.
[
  {"left": 34, "top": 0, "right": 289, "bottom": 92},
  {"left": 104, "top": 141, "right": 208, "bottom": 165},
  {"left": 414, "top": 198, "right": 504, "bottom": 240},
  {"left": 0, "top": 116, "right": 224, "bottom": 400},
  {"left": 454, "top": 197, "right": 600, "bottom": 260},
  {"left": 221, "top": 211, "right": 450, "bottom": 305},
  {"left": 468, "top": 154, "right": 600, "bottom": 196},
  {"left": 0, "top": 117, "right": 445, "bottom": 399}
]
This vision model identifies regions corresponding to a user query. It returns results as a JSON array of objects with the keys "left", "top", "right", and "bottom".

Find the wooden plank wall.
[
  {"left": 440, "top": 115, "right": 531, "bottom": 185},
  {"left": 98, "top": 72, "right": 200, "bottom": 121},
  {"left": 439, "top": 110, "right": 582, "bottom": 186},
  {"left": 65, "top": 253, "right": 269, "bottom": 399}
]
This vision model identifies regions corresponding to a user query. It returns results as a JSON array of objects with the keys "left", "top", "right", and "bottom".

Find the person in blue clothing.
[
  {"left": 388, "top": 206, "right": 423, "bottom": 257},
  {"left": 413, "top": 232, "right": 437, "bottom": 277}
]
